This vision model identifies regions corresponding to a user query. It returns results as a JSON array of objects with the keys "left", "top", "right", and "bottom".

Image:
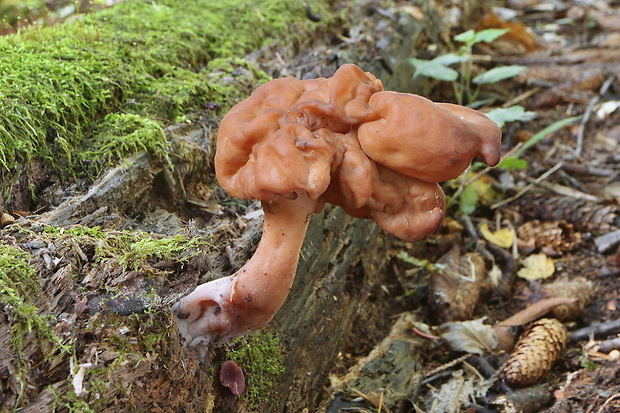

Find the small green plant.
[
  {"left": 410, "top": 28, "right": 526, "bottom": 107},
  {"left": 447, "top": 114, "right": 582, "bottom": 214},
  {"left": 227, "top": 332, "right": 285, "bottom": 408},
  {"left": 408, "top": 28, "right": 576, "bottom": 215}
]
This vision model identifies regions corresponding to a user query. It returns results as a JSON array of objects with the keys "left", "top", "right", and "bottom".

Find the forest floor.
[
  {"left": 1, "top": 0, "right": 619, "bottom": 413},
  {"left": 313, "top": 2, "right": 620, "bottom": 413}
]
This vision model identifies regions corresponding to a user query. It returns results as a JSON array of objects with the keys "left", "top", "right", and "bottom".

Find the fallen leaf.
[
  {"left": 440, "top": 318, "right": 498, "bottom": 355},
  {"left": 480, "top": 222, "right": 515, "bottom": 248},
  {"left": 518, "top": 253, "right": 555, "bottom": 280}
]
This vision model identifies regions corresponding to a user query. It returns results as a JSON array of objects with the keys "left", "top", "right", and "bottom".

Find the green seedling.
[
  {"left": 449, "top": 115, "right": 583, "bottom": 214},
  {"left": 410, "top": 28, "right": 526, "bottom": 106}
]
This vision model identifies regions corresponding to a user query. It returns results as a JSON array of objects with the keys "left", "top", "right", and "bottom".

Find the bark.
[{"left": 0, "top": 0, "right": 487, "bottom": 412}]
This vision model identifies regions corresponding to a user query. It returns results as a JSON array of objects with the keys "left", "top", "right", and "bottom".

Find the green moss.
[
  {"left": 77, "top": 113, "right": 169, "bottom": 175},
  {"left": 0, "top": 244, "right": 68, "bottom": 404},
  {"left": 117, "top": 233, "right": 204, "bottom": 270},
  {"left": 0, "top": 0, "right": 330, "bottom": 179},
  {"left": 227, "top": 332, "right": 286, "bottom": 408},
  {"left": 43, "top": 224, "right": 106, "bottom": 238},
  {"left": 49, "top": 386, "right": 96, "bottom": 413},
  {"left": 42, "top": 224, "right": 207, "bottom": 278},
  {"left": 77, "top": 310, "right": 179, "bottom": 411}
]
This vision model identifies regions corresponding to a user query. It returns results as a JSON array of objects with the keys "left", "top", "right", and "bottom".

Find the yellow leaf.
[
  {"left": 518, "top": 253, "right": 555, "bottom": 280},
  {"left": 480, "top": 222, "right": 515, "bottom": 248},
  {"left": 470, "top": 174, "right": 497, "bottom": 204}
]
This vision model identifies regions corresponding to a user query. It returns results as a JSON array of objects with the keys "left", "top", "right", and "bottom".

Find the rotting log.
[{"left": 0, "top": 0, "right": 489, "bottom": 412}]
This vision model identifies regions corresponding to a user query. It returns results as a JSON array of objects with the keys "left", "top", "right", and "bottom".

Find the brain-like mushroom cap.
[
  {"left": 215, "top": 64, "right": 383, "bottom": 203},
  {"left": 214, "top": 64, "right": 502, "bottom": 243}
]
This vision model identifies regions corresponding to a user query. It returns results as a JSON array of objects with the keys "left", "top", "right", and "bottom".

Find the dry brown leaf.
[
  {"left": 476, "top": 11, "right": 538, "bottom": 52},
  {"left": 499, "top": 297, "right": 578, "bottom": 328}
]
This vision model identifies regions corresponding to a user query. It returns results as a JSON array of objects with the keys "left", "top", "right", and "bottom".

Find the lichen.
[
  {"left": 227, "top": 331, "right": 286, "bottom": 409},
  {"left": 0, "top": 0, "right": 330, "bottom": 182}
]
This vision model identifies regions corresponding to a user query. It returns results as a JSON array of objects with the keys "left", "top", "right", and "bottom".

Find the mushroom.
[
  {"left": 174, "top": 64, "right": 502, "bottom": 348},
  {"left": 219, "top": 360, "right": 245, "bottom": 396}
]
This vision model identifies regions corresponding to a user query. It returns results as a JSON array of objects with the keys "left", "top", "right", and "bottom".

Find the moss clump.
[
  {"left": 77, "top": 113, "right": 169, "bottom": 175},
  {"left": 227, "top": 332, "right": 286, "bottom": 408},
  {"left": 0, "top": 244, "right": 66, "bottom": 353},
  {"left": 0, "top": 244, "right": 68, "bottom": 402},
  {"left": 42, "top": 224, "right": 207, "bottom": 277},
  {"left": 0, "top": 0, "right": 330, "bottom": 178}
]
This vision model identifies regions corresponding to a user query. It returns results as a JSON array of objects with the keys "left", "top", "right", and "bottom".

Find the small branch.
[
  {"left": 570, "top": 320, "right": 620, "bottom": 341},
  {"left": 545, "top": 159, "right": 616, "bottom": 177},
  {"left": 573, "top": 75, "right": 615, "bottom": 158},
  {"left": 532, "top": 180, "right": 600, "bottom": 202},
  {"left": 491, "top": 162, "right": 563, "bottom": 209},
  {"left": 501, "top": 87, "right": 542, "bottom": 108}
]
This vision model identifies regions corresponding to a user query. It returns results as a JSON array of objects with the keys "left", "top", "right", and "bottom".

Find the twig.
[
  {"left": 422, "top": 353, "right": 473, "bottom": 383},
  {"left": 529, "top": 180, "right": 600, "bottom": 202},
  {"left": 574, "top": 75, "right": 615, "bottom": 158},
  {"left": 447, "top": 143, "right": 523, "bottom": 209},
  {"left": 546, "top": 159, "right": 616, "bottom": 177},
  {"left": 502, "top": 87, "right": 542, "bottom": 108},
  {"left": 590, "top": 336, "right": 620, "bottom": 354},
  {"left": 597, "top": 394, "right": 620, "bottom": 413},
  {"left": 570, "top": 320, "right": 620, "bottom": 341},
  {"left": 594, "top": 229, "right": 620, "bottom": 253},
  {"left": 491, "top": 162, "right": 563, "bottom": 209}
]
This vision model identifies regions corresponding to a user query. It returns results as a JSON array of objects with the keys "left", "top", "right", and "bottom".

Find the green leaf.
[
  {"left": 497, "top": 156, "right": 528, "bottom": 170},
  {"left": 410, "top": 58, "right": 459, "bottom": 81},
  {"left": 459, "top": 184, "right": 479, "bottom": 215},
  {"left": 473, "top": 65, "right": 526, "bottom": 85},
  {"left": 514, "top": 115, "right": 583, "bottom": 157},
  {"left": 467, "top": 98, "right": 495, "bottom": 109},
  {"left": 473, "top": 28, "right": 510, "bottom": 43},
  {"left": 484, "top": 106, "right": 537, "bottom": 128},
  {"left": 454, "top": 29, "right": 476, "bottom": 44},
  {"left": 433, "top": 52, "right": 471, "bottom": 66}
]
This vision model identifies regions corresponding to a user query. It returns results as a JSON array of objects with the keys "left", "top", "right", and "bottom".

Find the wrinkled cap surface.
[
  {"left": 214, "top": 64, "right": 502, "bottom": 242},
  {"left": 215, "top": 64, "right": 383, "bottom": 202}
]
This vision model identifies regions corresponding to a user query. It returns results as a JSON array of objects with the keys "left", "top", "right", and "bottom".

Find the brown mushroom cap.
[
  {"left": 356, "top": 91, "right": 501, "bottom": 183},
  {"left": 219, "top": 360, "right": 245, "bottom": 395},
  {"left": 215, "top": 64, "right": 502, "bottom": 242},
  {"left": 215, "top": 64, "right": 383, "bottom": 203}
]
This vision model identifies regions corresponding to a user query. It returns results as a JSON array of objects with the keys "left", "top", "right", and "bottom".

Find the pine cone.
[
  {"left": 517, "top": 195, "right": 618, "bottom": 234},
  {"left": 541, "top": 277, "right": 594, "bottom": 321},
  {"left": 500, "top": 318, "right": 568, "bottom": 386},
  {"left": 517, "top": 220, "right": 581, "bottom": 255}
]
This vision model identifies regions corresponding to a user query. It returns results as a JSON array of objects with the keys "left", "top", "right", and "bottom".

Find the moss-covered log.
[
  {"left": 0, "top": 0, "right": 485, "bottom": 411},
  {"left": 0, "top": 0, "right": 329, "bottom": 211}
]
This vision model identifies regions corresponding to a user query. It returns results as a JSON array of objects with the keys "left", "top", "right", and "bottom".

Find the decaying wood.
[{"left": 324, "top": 313, "right": 429, "bottom": 412}]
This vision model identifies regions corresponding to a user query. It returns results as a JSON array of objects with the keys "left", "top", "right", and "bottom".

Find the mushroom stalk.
[{"left": 175, "top": 192, "right": 317, "bottom": 346}]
